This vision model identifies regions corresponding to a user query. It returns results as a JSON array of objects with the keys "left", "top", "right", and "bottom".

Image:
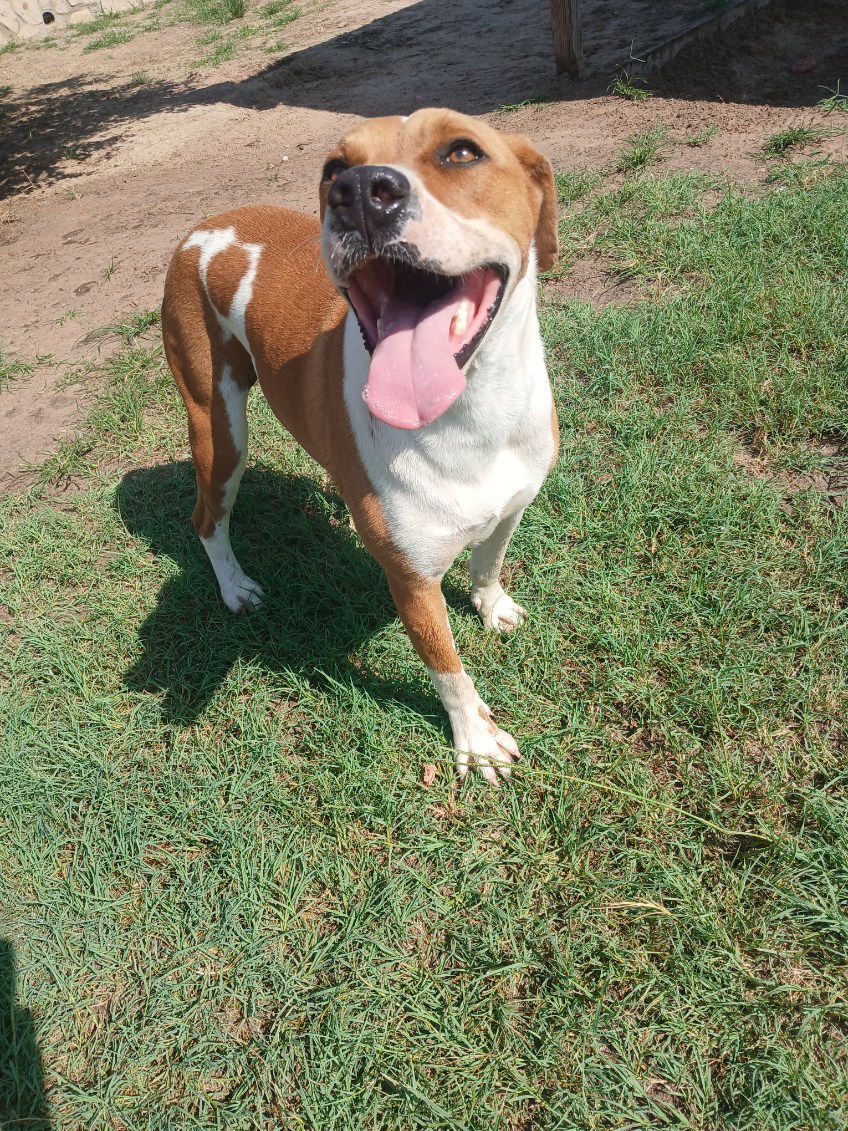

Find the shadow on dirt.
[{"left": 2, "top": 0, "right": 846, "bottom": 199}]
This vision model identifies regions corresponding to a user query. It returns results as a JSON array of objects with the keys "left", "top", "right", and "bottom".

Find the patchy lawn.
[{"left": 2, "top": 165, "right": 847, "bottom": 1128}]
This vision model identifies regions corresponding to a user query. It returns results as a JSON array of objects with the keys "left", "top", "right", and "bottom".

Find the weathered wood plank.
[{"left": 548, "top": 0, "right": 582, "bottom": 78}]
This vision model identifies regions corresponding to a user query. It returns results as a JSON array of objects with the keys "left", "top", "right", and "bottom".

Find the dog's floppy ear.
[{"left": 507, "top": 135, "right": 559, "bottom": 273}]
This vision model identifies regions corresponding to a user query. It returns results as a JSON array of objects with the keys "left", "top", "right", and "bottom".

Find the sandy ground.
[{"left": 1, "top": 0, "right": 846, "bottom": 486}]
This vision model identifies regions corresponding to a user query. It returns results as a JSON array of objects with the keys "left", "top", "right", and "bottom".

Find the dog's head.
[{"left": 319, "top": 108, "right": 558, "bottom": 430}]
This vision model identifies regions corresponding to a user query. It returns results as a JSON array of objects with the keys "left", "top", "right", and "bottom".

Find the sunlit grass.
[{"left": 2, "top": 169, "right": 847, "bottom": 1128}]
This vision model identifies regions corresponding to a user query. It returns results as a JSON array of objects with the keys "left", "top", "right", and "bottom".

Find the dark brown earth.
[{"left": 1, "top": 0, "right": 846, "bottom": 486}]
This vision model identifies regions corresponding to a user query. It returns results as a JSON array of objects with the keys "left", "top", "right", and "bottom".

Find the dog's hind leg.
[
  {"left": 468, "top": 509, "right": 528, "bottom": 632},
  {"left": 193, "top": 354, "right": 265, "bottom": 613},
  {"left": 163, "top": 294, "right": 264, "bottom": 613}
]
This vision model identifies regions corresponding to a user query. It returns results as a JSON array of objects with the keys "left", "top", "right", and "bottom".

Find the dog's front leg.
[
  {"left": 386, "top": 572, "right": 519, "bottom": 786},
  {"left": 469, "top": 508, "right": 528, "bottom": 633}
]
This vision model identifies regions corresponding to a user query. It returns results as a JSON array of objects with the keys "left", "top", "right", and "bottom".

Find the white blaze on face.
[{"left": 394, "top": 167, "right": 522, "bottom": 288}]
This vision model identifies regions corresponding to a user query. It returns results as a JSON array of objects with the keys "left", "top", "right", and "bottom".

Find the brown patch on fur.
[
  {"left": 478, "top": 702, "right": 498, "bottom": 735},
  {"left": 388, "top": 574, "right": 462, "bottom": 673},
  {"left": 204, "top": 243, "right": 251, "bottom": 320},
  {"left": 162, "top": 245, "right": 255, "bottom": 537},
  {"left": 505, "top": 133, "right": 559, "bottom": 272}
]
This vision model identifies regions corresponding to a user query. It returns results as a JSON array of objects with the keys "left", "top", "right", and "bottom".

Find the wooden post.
[{"left": 548, "top": 0, "right": 582, "bottom": 77}]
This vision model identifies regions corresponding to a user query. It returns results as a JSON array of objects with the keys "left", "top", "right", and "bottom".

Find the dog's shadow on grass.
[
  {"left": 0, "top": 939, "right": 51, "bottom": 1131},
  {"left": 117, "top": 460, "right": 463, "bottom": 728}
]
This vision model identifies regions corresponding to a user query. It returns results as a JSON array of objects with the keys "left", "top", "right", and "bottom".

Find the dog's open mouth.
[{"left": 345, "top": 258, "right": 507, "bottom": 430}]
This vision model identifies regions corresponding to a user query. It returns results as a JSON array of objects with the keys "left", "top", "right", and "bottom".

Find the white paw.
[
  {"left": 488, "top": 593, "right": 527, "bottom": 632},
  {"left": 471, "top": 586, "right": 527, "bottom": 633},
  {"left": 220, "top": 573, "right": 265, "bottom": 613},
  {"left": 454, "top": 701, "right": 520, "bottom": 787}
]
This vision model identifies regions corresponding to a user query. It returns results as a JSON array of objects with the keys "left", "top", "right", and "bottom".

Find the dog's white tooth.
[
  {"left": 450, "top": 298, "right": 474, "bottom": 339},
  {"left": 376, "top": 316, "right": 382, "bottom": 337}
]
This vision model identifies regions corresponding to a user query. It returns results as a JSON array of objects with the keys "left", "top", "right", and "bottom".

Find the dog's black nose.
[{"left": 327, "top": 165, "right": 410, "bottom": 244}]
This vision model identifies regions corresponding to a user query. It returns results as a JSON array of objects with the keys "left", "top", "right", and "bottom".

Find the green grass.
[
  {"left": 761, "top": 126, "right": 830, "bottom": 159},
  {"left": 0, "top": 348, "right": 33, "bottom": 392},
  {"left": 817, "top": 84, "right": 848, "bottom": 113},
  {"left": 494, "top": 99, "right": 540, "bottom": 115},
  {"left": 765, "top": 156, "right": 838, "bottom": 190},
  {"left": 608, "top": 70, "right": 652, "bottom": 101},
  {"left": 185, "top": 0, "right": 293, "bottom": 63},
  {"left": 2, "top": 170, "right": 848, "bottom": 1128},
  {"left": 35, "top": 0, "right": 157, "bottom": 49},
  {"left": 82, "top": 27, "right": 136, "bottom": 51},
  {"left": 266, "top": 2, "right": 298, "bottom": 28},
  {"left": 184, "top": 0, "right": 245, "bottom": 25},
  {"left": 194, "top": 36, "right": 237, "bottom": 64},
  {"left": 106, "top": 308, "right": 161, "bottom": 343},
  {"left": 0, "top": 0, "right": 297, "bottom": 65},
  {"left": 682, "top": 126, "right": 718, "bottom": 148},
  {"left": 73, "top": 11, "right": 129, "bottom": 35},
  {"left": 614, "top": 128, "right": 666, "bottom": 174},
  {"left": 260, "top": 0, "right": 296, "bottom": 15},
  {"left": 554, "top": 168, "right": 600, "bottom": 205}
]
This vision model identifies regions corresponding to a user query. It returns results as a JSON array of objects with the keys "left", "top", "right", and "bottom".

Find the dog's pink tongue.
[{"left": 364, "top": 294, "right": 466, "bottom": 430}]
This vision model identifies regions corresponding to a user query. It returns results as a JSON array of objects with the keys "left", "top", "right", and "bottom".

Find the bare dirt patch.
[
  {"left": 541, "top": 254, "right": 641, "bottom": 307},
  {"left": 0, "top": 367, "right": 89, "bottom": 490},
  {"left": 1, "top": 0, "right": 847, "bottom": 484},
  {"left": 734, "top": 438, "right": 848, "bottom": 511}
]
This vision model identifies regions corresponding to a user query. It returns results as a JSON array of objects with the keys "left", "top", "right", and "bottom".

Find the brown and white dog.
[{"left": 161, "top": 108, "right": 559, "bottom": 785}]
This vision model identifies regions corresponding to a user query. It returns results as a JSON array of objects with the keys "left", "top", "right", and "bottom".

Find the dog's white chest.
[
  {"left": 343, "top": 309, "right": 554, "bottom": 579},
  {"left": 387, "top": 442, "right": 543, "bottom": 573}
]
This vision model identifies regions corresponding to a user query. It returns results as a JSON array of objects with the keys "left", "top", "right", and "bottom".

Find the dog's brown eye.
[
  {"left": 322, "top": 159, "right": 348, "bottom": 183},
  {"left": 443, "top": 140, "right": 485, "bottom": 165}
]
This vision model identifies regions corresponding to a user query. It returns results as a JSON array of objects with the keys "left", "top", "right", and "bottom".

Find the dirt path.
[{"left": 1, "top": 0, "right": 846, "bottom": 485}]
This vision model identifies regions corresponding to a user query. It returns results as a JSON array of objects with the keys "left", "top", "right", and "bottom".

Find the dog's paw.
[
  {"left": 453, "top": 701, "right": 520, "bottom": 787},
  {"left": 487, "top": 593, "right": 527, "bottom": 632},
  {"left": 471, "top": 585, "right": 527, "bottom": 633},
  {"left": 220, "top": 573, "right": 265, "bottom": 613}
]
